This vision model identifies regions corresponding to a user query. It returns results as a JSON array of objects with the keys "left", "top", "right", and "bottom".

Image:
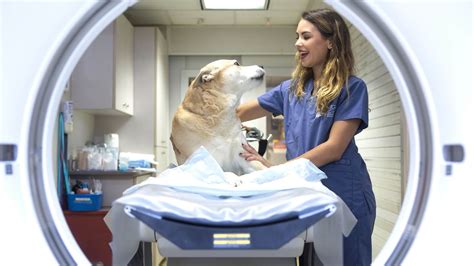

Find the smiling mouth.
[
  {"left": 252, "top": 73, "right": 265, "bottom": 80},
  {"left": 299, "top": 51, "right": 309, "bottom": 60}
]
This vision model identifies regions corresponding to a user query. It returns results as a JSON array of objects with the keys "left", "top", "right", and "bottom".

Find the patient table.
[{"left": 104, "top": 147, "right": 356, "bottom": 266}]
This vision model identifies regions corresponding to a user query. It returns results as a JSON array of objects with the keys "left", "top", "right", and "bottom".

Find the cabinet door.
[
  {"left": 114, "top": 15, "right": 134, "bottom": 115},
  {"left": 64, "top": 210, "right": 112, "bottom": 266},
  {"left": 156, "top": 28, "right": 169, "bottom": 150},
  {"left": 155, "top": 146, "right": 169, "bottom": 172},
  {"left": 70, "top": 24, "right": 114, "bottom": 110}
]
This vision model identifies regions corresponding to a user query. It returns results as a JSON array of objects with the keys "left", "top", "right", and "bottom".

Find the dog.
[{"left": 170, "top": 59, "right": 266, "bottom": 175}]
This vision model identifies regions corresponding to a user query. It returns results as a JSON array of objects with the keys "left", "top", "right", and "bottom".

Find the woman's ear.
[{"left": 328, "top": 41, "right": 333, "bottom": 50}]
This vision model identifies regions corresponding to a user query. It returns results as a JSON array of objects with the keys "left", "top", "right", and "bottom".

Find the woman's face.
[{"left": 295, "top": 18, "right": 332, "bottom": 69}]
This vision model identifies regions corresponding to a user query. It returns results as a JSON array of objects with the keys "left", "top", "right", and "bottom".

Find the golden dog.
[{"left": 170, "top": 59, "right": 266, "bottom": 175}]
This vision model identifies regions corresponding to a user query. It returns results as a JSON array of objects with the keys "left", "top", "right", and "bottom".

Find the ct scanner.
[{"left": 0, "top": 0, "right": 472, "bottom": 265}]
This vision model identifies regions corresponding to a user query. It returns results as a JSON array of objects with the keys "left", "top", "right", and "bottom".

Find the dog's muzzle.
[{"left": 252, "top": 68, "right": 265, "bottom": 80}]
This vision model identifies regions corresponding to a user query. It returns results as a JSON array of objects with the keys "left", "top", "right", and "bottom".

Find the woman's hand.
[{"left": 240, "top": 143, "right": 272, "bottom": 168}]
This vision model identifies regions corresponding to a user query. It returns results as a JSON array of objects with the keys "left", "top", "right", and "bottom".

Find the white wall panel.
[{"left": 351, "top": 24, "right": 404, "bottom": 259}]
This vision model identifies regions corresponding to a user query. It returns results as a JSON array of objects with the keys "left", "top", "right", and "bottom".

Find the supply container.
[{"left": 67, "top": 193, "right": 103, "bottom": 211}]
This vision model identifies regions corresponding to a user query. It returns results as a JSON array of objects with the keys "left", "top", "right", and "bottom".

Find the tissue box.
[{"left": 67, "top": 193, "right": 103, "bottom": 211}]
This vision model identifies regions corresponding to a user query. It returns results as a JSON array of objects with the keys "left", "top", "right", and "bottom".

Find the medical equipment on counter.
[
  {"left": 104, "top": 133, "right": 119, "bottom": 170},
  {"left": 104, "top": 133, "right": 119, "bottom": 150},
  {"left": 119, "top": 152, "right": 157, "bottom": 172},
  {"left": 243, "top": 126, "right": 271, "bottom": 156},
  {"left": 105, "top": 147, "right": 357, "bottom": 265}
]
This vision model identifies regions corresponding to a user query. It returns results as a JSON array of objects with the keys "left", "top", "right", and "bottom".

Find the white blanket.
[{"left": 105, "top": 147, "right": 357, "bottom": 265}]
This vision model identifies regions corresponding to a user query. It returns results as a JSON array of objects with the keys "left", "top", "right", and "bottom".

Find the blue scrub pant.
[{"left": 343, "top": 211, "right": 376, "bottom": 266}]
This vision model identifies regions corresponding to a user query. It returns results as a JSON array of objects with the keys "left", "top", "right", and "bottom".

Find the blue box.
[{"left": 67, "top": 193, "right": 103, "bottom": 211}]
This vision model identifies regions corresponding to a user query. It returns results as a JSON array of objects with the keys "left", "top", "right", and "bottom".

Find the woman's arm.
[
  {"left": 238, "top": 99, "right": 273, "bottom": 167},
  {"left": 241, "top": 119, "right": 361, "bottom": 168},
  {"left": 296, "top": 119, "right": 361, "bottom": 167},
  {"left": 237, "top": 99, "right": 270, "bottom": 122}
]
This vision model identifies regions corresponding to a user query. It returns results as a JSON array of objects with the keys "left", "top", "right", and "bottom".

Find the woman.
[{"left": 237, "top": 9, "right": 376, "bottom": 266}]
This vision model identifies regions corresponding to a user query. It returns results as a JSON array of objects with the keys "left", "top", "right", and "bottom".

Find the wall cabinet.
[{"left": 70, "top": 15, "right": 134, "bottom": 115}]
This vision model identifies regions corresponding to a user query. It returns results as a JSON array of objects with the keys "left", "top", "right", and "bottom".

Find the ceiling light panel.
[{"left": 201, "top": 0, "right": 269, "bottom": 10}]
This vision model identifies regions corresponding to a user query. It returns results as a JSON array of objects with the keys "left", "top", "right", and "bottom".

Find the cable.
[
  {"left": 57, "top": 112, "right": 71, "bottom": 197},
  {"left": 57, "top": 113, "right": 63, "bottom": 196}
]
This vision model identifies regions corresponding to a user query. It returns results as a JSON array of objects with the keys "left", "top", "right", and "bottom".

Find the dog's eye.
[{"left": 234, "top": 62, "right": 240, "bottom": 66}]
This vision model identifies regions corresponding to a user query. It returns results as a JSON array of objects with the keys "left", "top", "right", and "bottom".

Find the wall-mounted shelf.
[{"left": 69, "top": 170, "right": 154, "bottom": 178}]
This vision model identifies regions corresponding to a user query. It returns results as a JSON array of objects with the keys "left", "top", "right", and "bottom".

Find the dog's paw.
[
  {"left": 237, "top": 160, "right": 267, "bottom": 175},
  {"left": 223, "top": 172, "right": 243, "bottom": 187}
]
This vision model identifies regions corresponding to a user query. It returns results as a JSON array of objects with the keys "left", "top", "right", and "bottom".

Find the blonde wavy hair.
[{"left": 292, "top": 9, "right": 354, "bottom": 114}]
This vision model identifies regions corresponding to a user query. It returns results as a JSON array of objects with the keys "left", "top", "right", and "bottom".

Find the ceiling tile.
[
  {"left": 235, "top": 11, "right": 300, "bottom": 25},
  {"left": 169, "top": 11, "right": 235, "bottom": 25}
]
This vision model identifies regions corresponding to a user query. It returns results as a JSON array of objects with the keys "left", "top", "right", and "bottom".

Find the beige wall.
[
  {"left": 68, "top": 110, "right": 95, "bottom": 151},
  {"left": 65, "top": 88, "right": 95, "bottom": 157}
]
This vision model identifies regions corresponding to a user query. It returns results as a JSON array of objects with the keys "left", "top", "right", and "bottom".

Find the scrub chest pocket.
[{"left": 285, "top": 97, "right": 336, "bottom": 161}]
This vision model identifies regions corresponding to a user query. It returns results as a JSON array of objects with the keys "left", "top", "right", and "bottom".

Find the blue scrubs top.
[{"left": 258, "top": 76, "right": 375, "bottom": 219}]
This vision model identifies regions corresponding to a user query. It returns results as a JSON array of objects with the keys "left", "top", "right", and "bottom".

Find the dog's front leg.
[
  {"left": 237, "top": 157, "right": 267, "bottom": 174},
  {"left": 249, "top": 160, "right": 267, "bottom": 171}
]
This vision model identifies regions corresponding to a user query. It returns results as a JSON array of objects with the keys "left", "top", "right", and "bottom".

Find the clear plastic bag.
[
  {"left": 102, "top": 148, "right": 118, "bottom": 171},
  {"left": 87, "top": 146, "right": 102, "bottom": 170}
]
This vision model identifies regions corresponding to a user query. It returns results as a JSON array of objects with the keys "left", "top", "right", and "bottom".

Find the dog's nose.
[{"left": 258, "top": 65, "right": 264, "bottom": 69}]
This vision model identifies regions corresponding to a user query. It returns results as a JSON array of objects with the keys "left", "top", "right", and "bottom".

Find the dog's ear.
[
  {"left": 201, "top": 73, "right": 214, "bottom": 82},
  {"left": 193, "top": 71, "right": 214, "bottom": 87}
]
